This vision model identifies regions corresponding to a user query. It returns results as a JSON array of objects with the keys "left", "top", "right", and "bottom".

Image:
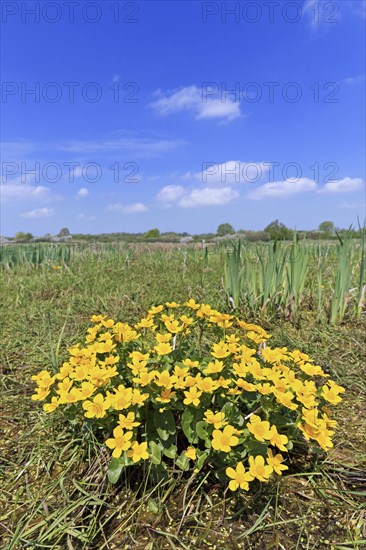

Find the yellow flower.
[
  {"left": 321, "top": 382, "right": 345, "bottom": 405},
  {"left": 131, "top": 389, "right": 149, "bottom": 406},
  {"left": 113, "top": 322, "right": 139, "bottom": 343},
  {"left": 166, "top": 301, "right": 180, "bottom": 308},
  {"left": 118, "top": 412, "right": 140, "bottom": 429},
  {"left": 83, "top": 393, "right": 110, "bottom": 418},
  {"left": 156, "top": 389, "right": 176, "bottom": 403},
  {"left": 267, "top": 449, "right": 288, "bottom": 475},
  {"left": 101, "top": 318, "right": 115, "bottom": 328},
  {"left": 165, "top": 319, "right": 183, "bottom": 333},
  {"left": 180, "top": 315, "right": 194, "bottom": 325},
  {"left": 261, "top": 347, "right": 288, "bottom": 364},
  {"left": 248, "top": 455, "right": 273, "bottom": 482},
  {"left": 257, "top": 383, "right": 274, "bottom": 395},
  {"left": 182, "top": 359, "right": 199, "bottom": 368},
  {"left": 105, "top": 427, "right": 133, "bottom": 458},
  {"left": 161, "top": 313, "right": 174, "bottom": 323},
  {"left": 236, "top": 379, "right": 256, "bottom": 392},
  {"left": 56, "top": 363, "right": 74, "bottom": 380},
  {"left": 135, "top": 317, "right": 155, "bottom": 329},
  {"left": 183, "top": 386, "right": 203, "bottom": 406},
  {"left": 299, "top": 421, "right": 334, "bottom": 451},
  {"left": 43, "top": 397, "right": 60, "bottom": 413},
  {"left": 211, "top": 342, "right": 231, "bottom": 359},
  {"left": 268, "top": 426, "right": 288, "bottom": 452},
  {"left": 247, "top": 415, "right": 272, "bottom": 442},
  {"left": 56, "top": 377, "right": 73, "bottom": 394},
  {"left": 133, "top": 371, "right": 156, "bottom": 386},
  {"left": 148, "top": 305, "right": 164, "bottom": 315},
  {"left": 155, "top": 370, "right": 174, "bottom": 388},
  {"left": 274, "top": 390, "right": 298, "bottom": 410},
  {"left": 226, "top": 462, "right": 253, "bottom": 491},
  {"left": 31, "top": 370, "right": 55, "bottom": 388},
  {"left": 127, "top": 441, "right": 149, "bottom": 463},
  {"left": 232, "top": 362, "right": 250, "bottom": 377},
  {"left": 212, "top": 425, "right": 239, "bottom": 452},
  {"left": 127, "top": 357, "right": 148, "bottom": 375},
  {"left": 196, "top": 304, "right": 213, "bottom": 318},
  {"left": 197, "top": 376, "right": 219, "bottom": 393},
  {"left": 155, "top": 332, "right": 172, "bottom": 343},
  {"left": 30, "top": 386, "right": 50, "bottom": 401},
  {"left": 174, "top": 365, "right": 189, "bottom": 378},
  {"left": 110, "top": 386, "right": 133, "bottom": 410},
  {"left": 204, "top": 360, "right": 224, "bottom": 374},
  {"left": 185, "top": 446, "right": 197, "bottom": 460},
  {"left": 154, "top": 342, "right": 173, "bottom": 355},
  {"left": 204, "top": 410, "right": 227, "bottom": 429},
  {"left": 300, "top": 363, "right": 328, "bottom": 377},
  {"left": 184, "top": 298, "right": 200, "bottom": 310},
  {"left": 90, "top": 314, "right": 104, "bottom": 323}
]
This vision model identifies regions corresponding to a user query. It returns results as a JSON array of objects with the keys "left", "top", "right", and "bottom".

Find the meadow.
[{"left": 1, "top": 239, "right": 365, "bottom": 549}]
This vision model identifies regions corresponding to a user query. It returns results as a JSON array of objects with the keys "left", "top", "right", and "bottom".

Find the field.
[{"left": 1, "top": 240, "right": 365, "bottom": 549}]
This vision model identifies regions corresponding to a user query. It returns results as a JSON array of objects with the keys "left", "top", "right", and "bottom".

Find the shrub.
[{"left": 31, "top": 300, "right": 344, "bottom": 489}]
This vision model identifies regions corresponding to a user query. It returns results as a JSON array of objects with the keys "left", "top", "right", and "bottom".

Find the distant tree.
[
  {"left": 144, "top": 228, "right": 160, "bottom": 239},
  {"left": 264, "top": 220, "right": 293, "bottom": 240},
  {"left": 58, "top": 227, "right": 70, "bottom": 237},
  {"left": 217, "top": 223, "right": 235, "bottom": 236},
  {"left": 318, "top": 221, "right": 335, "bottom": 236},
  {"left": 15, "top": 231, "right": 33, "bottom": 242}
]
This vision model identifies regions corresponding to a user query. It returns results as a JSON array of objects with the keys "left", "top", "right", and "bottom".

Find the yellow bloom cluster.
[{"left": 31, "top": 300, "right": 344, "bottom": 490}]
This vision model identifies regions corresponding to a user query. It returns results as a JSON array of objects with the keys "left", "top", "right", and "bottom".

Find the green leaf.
[
  {"left": 196, "top": 421, "right": 210, "bottom": 441},
  {"left": 175, "top": 452, "right": 190, "bottom": 471},
  {"left": 147, "top": 498, "right": 160, "bottom": 515},
  {"left": 153, "top": 410, "right": 176, "bottom": 441},
  {"left": 162, "top": 444, "right": 177, "bottom": 459},
  {"left": 150, "top": 463, "right": 169, "bottom": 483},
  {"left": 107, "top": 456, "right": 126, "bottom": 484},
  {"left": 247, "top": 440, "right": 268, "bottom": 456},
  {"left": 182, "top": 407, "right": 202, "bottom": 443},
  {"left": 149, "top": 440, "right": 162, "bottom": 464},
  {"left": 196, "top": 449, "right": 210, "bottom": 470},
  {"left": 221, "top": 402, "right": 245, "bottom": 426}
]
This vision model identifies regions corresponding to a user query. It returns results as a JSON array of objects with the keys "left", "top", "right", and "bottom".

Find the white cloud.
[
  {"left": 179, "top": 187, "right": 239, "bottom": 208},
  {"left": 76, "top": 187, "right": 89, "bottom": 199},
  {"left": 248, "top": 178, "right": 317, "bottom": 200},
  {"left": 1, "top": 182, "right": 51, "bottom": 201},
  {"left": 150, "top": 86, "right": 242, "bottom": 123},
  {"left": 195, "top": 161, "right": 269, "bottom": 186},
  {"left": 21, "top": 207, "right": 55, "bottom": 219},
  {"left": 76, "top": 213, "right": 96, "bottom": 220},
  {"left": 107, "top": 202, "right": 148, "bottom": 213},
  {"left": 196, "top": 99, "right": 241, "bottom": 122},
  {"left": 156, "top": 185, "right": 185, "bottom": 204},
  {"left": 343, "top": 74, "right": 365, "bottom": 85},
  {"left": 319, "top": 177, "right": 363, "bottom": 193},
  {"left": 1, "top": 136, "right": 185, "bottom": 159}
]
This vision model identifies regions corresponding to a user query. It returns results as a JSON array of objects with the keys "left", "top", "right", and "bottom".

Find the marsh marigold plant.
[{"left": 31, "top": 300, "right": 345, "bottom": 489}]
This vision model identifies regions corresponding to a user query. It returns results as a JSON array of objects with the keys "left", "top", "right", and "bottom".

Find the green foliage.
[
  {"left": 217, "top": 223, "right": 235, "bottom": 237},
  {"left": 15, "top": 231, "right": 33, "bottom": 242},
  {"left": 58, "top": 227, "right": 70, "bottom": 237},
  {"left": 319, "top": 221, "right": 335, "bottom": 235},
  {"left": 31, "top": 301, "right": 344, "bottom": 489},
  {"left": 144, "top": 228, "right": 160, "bottom": 239},
  {"left": 264, "top": 220, "right": 293, "bottom": 241}
]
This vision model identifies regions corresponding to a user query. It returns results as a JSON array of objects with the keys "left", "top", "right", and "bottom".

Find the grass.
[{"left": 1, "top": 244, "right": 365, "bottom": 549}]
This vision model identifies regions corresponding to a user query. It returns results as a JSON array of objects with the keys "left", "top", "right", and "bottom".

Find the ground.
[{"left": 1, "top": 245, "right": 365, "bottom": 549}]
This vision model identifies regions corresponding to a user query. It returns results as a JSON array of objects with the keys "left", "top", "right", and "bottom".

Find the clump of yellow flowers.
[{"left": 31, "top": 300, "right": 345, "bottom": 489}]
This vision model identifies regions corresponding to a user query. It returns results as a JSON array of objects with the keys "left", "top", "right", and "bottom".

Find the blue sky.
[{"left": 1, "top": 0, "right": 365, "bottom": 236}]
